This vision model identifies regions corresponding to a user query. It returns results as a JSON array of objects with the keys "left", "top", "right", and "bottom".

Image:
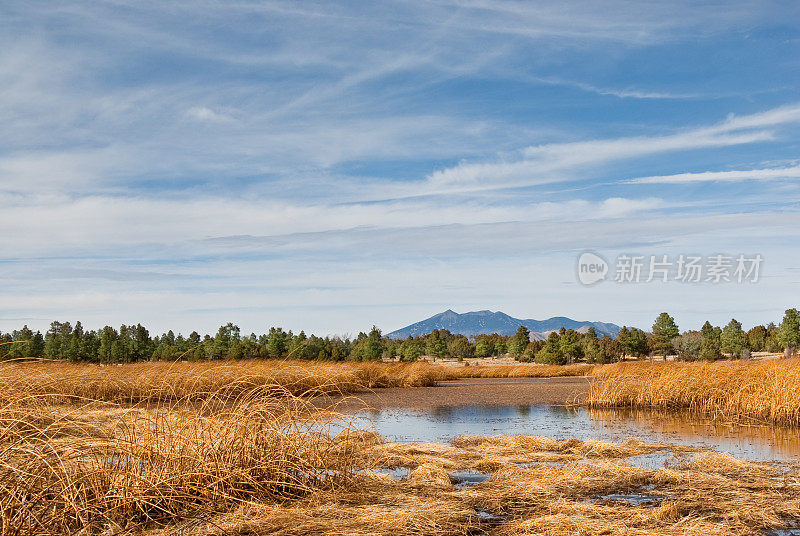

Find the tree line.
[
  {"left": 649, "top": 309, "right": 800, "bottom": 361},
  {"left": 0, "top": 308, "right": 798, "bottom": 364}
]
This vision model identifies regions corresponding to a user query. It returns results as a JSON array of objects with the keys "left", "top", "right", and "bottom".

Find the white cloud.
[
  {"left": 1, "top": 0, "right": 799, "bottom": 335},
  {"left": 628, "top": 165, "right": 800, "bottom": 184},
  {"left": 185, "top": 106, "right": 235, "bottom": 123},
  {"left": 424, "top": 104, "right": 800, "bottom": 192},
  {"left": 597, "top": 197, "right": 663, "bottom": 217},
  {"left": 0, "top": 193, "right": 665, "bottom": 257}
]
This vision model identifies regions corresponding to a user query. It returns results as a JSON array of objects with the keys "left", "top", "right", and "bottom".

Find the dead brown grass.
[
  {"left": 589, "top": 359, "right": 800, "bottom": 426},
  {"left": 436, "top": 363, "right": 595, "bottom": 380},
  {"left": 0, "top": 360, "right": 593, "bottom": 406},
  {"left": 0, "top": 360, "right": 446, "bottom": 404},
  {"left": 3, "top": 360, "right": 799, "bottom": 536},
  {"left": 131, "top": 434, "right": 800, "bottom": 536},
  {"left": 0, "top": 390, "right": 372, "bottom": 535}
]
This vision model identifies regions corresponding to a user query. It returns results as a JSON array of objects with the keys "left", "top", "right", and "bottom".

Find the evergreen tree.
[
  {"left": 747, "top": 325, "right": 767, "bottom": 353},
  {"left": 699, "top": 321, "right": 721, "bottom": 360},
  {"left": 424, "top": 330, "right": 448, "bottom": 359},
  {"left": 616, "top": 326, "right": 630, "bottom": 358},
  {"left": 535, "top": 332, "right": 565, "bottom": 364},
  {"left": 507, "top": 326, "right": 530, "bottom": 358},
  {"left": 721, "top": 318, "right": 747, "bottom": 357},
  {"left": 625, "top": 328, "right": 650, "bottom": 358},
  {"left": 98, "top": 326, "right": 118, "bottom": 363},
  {"left": 447, "top": 336, "right": 474, "bottom": 359},
  {"left": 353, "top": 326, "right": 384, "bottom": 361},
  {"left": 266, "top": 327, "right": 291, "bottom": 358},
  {"left": 400, "top": 337, "right": 422, "bottom": 362},
  {"left": 597, "top": 336, "right": 622, "bottom": 364},
  {"left": 474, "top": 336, "right": 494, "bottom": 357},
  {"left": 779, "top": 308, "right": 800, "bottom": 356},
  {"left": 559, "top": 328, "right": 582, "bottom": 364},
  {"left": 44, "top": 321, "right": 64, "bottom": 359},
  {"left": 583, "top": 326, "right": 601, "bottom": 363},
  {"left": 652, "top": 312, "right": 679, "bottom": 360}
]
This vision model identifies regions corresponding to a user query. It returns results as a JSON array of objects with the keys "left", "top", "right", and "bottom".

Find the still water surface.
[{"left": 348, "top": 404, "right": 800, "bottom": 463}]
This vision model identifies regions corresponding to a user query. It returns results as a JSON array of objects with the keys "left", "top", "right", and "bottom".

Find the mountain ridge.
[{"left": 386, "top": 310, "right": 621, "bottom": 340}]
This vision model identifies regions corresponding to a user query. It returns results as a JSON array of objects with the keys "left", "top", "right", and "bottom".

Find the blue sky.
[{"left": 1, "top": 0, "right": 799, "bottom": 336}]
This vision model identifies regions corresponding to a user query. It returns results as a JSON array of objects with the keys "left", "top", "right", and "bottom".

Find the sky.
[{"left": 1, "top": 0, "right": 799, "bottom": 337}]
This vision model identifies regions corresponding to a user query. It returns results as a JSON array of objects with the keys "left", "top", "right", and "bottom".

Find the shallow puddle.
[
  {"left": 764, "top": 528, "right": 800, "bottom": 536},
  {"left": 372, "top": 466, "right": 409, "bottom": 480},
  {"left": 475, "top": 509, "right": 507, "bottom": 522},
  {"left": 344, "top": 404, "right": 800, "bottom": 463},
  {"left": 448, "top": 468, "right": 491, "bottom": 488},
  {"left": 589, "top": 492, "right": 666, "bottom": 507}
]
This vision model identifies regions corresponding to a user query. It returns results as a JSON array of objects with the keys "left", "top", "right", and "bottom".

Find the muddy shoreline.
[{"left": 320, "top": 376, "right": 591, "bottom": 412}]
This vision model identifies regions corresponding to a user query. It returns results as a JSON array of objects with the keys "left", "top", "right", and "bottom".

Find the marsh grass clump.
[
  {"left": 0, "top": 359, "right": 594, "bottom": 407},
  {"left": 0, "top": 387, "right": 368, "bottom": 535},
  {"left": 0, "top": 360, "right": 451, "bottom": 405},
  {"left": 588, "top": 359, "right": 800, "bottom": 426},
  {"left": 436, "top": 363, "right": 595, "bottom": 380},
  {"left": 3, "top": 360, "right": 800, "bottom": 536}
]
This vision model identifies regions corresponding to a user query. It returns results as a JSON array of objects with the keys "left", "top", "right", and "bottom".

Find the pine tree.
[
  {"left": 721, "top": 318, "right": 747, "bottom": 357},
  {"left": 508, "top": 326, "right": 530, "bottom": 358},
  {"left": 699, "top": 321, "right": 721, "bottom": 360},
  {"left": 652, "top": 313, "right": 679, "bottom": 360},
  {"left": 779, "top": 308, "right": 800, "bottom": 356}
]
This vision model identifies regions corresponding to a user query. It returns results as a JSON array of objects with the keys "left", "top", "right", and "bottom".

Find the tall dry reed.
[
  {"left": 588, "top": 359, "right": 800, "bottom": 425},
  {"left": 437, "top": 363, "right": 594, "bottom": 380},
  {"left": 0, "top": 360, "right": 447, "bottom": 405},
  {"left": 0, "top": 385, "right": 375, "bottom": 535},
  {"left": 0, "top": 359, "right": 593, "bottom": 405}
]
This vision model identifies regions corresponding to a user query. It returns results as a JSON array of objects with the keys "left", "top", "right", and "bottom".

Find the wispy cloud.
[
  {"left": 185, "top": 106, "right": 236, "bottom": 124},
  {"left": 424, "top": 103, "right": 800, "bottom": 192},
  {"left": 628, "top": 165, "right": 800, "bottom": 184},
  {"left": 1, "top": 0, "right": 798, "bottom": 333}
]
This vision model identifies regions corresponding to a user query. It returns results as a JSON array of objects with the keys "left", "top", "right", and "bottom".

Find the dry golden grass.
[
  {"left": 137, "top": 435, "right": 800, "bottom": 536},
  {"left": 589, "top": 359, "right": 800, "bottom": 426},
  {"left": 0, "top": 359, "right": 594, "bottom": 406},
  {"left": 436, "top": 363, "right": 595, "bottom": 380},
  {"left": 4, "top": 359, "right": 800, "bottom": 535},
  {"left": 0, "top": 360, "right": 447, "bottom": 404},
  {"left": 361, "top": 435, "right": 698, "bottom": 476},
  {"left": 0, "top": 389, "right": 374, "bottom": 535}
]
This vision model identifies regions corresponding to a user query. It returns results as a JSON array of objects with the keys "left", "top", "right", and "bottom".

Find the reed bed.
[
  {"left": 0, "top": 360, "right": 448, "bottom": 405},
  {"left": 138, "top": 435, "right": 800, "bottom": 536},
  {"left": 588, "top": 359, "right": 800, "bottom": 426},
  {"left": 3, "top": 390, "right": 800, "bottom": 535},
  {"left": 0, "top": 360, "right": 595, "bottom": 406},
  {"left": 436, "top": 363, "right": 595, "bottom": 380},
  {"left": 4, "top": 360, "right": 799, "bottom": 535},
  {"left": 362, "top": 437, "right": 800, "bottom": 536},
  {"left": 0, "top": 387, "right": 377, "bottom": 535}
]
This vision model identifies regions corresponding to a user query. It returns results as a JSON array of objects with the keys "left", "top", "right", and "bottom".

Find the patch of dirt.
[{"left": 321, "top": 377, "right": 591, "bottom": 411}]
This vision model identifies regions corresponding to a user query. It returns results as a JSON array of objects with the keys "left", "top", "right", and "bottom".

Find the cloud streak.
[
  {"left": 628, "top": 165, "right": 800, "bottom": 184},
  {"left": 424, "top": 104, "right": 800, "bottom": 192},
  {"left": 0, "top": 0, "right": 798, "bottom": 334}
]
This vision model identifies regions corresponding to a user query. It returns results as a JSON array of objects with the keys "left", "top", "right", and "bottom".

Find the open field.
[
  {"left": 3, "top": 359, "right": 800, "bottom": 534},
  {"left": 589, "top": 359, "right": 800, "bottom": 426},
  {"left": 0, "top": 360, "right": 441, "bottom": 404},
  {"left": 3, "top": 387, "right": 800, "bottom": 535},
  {"left": 327, "top": 377, "right": 591, "bottom": 411},
  {"left": 0, "top": 360, "right": 594, "bottom": 405}
]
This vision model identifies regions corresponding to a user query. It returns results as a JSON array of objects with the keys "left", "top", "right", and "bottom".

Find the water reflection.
[{"left": 349, "top": 405, "right": 800, "bottom": 463}]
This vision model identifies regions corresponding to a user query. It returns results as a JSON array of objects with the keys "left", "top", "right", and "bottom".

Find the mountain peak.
[{"left": 386, "top": 310, "right": 621, "bottom": 339}]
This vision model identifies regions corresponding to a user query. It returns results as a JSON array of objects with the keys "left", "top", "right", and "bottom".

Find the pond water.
[{"left": 345, "top": 404, "right": 800, "bottom": 463}]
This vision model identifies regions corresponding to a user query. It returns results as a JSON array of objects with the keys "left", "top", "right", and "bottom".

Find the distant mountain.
[{"left": 386, "top": 309, "right": 621, "bottom": 340}]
